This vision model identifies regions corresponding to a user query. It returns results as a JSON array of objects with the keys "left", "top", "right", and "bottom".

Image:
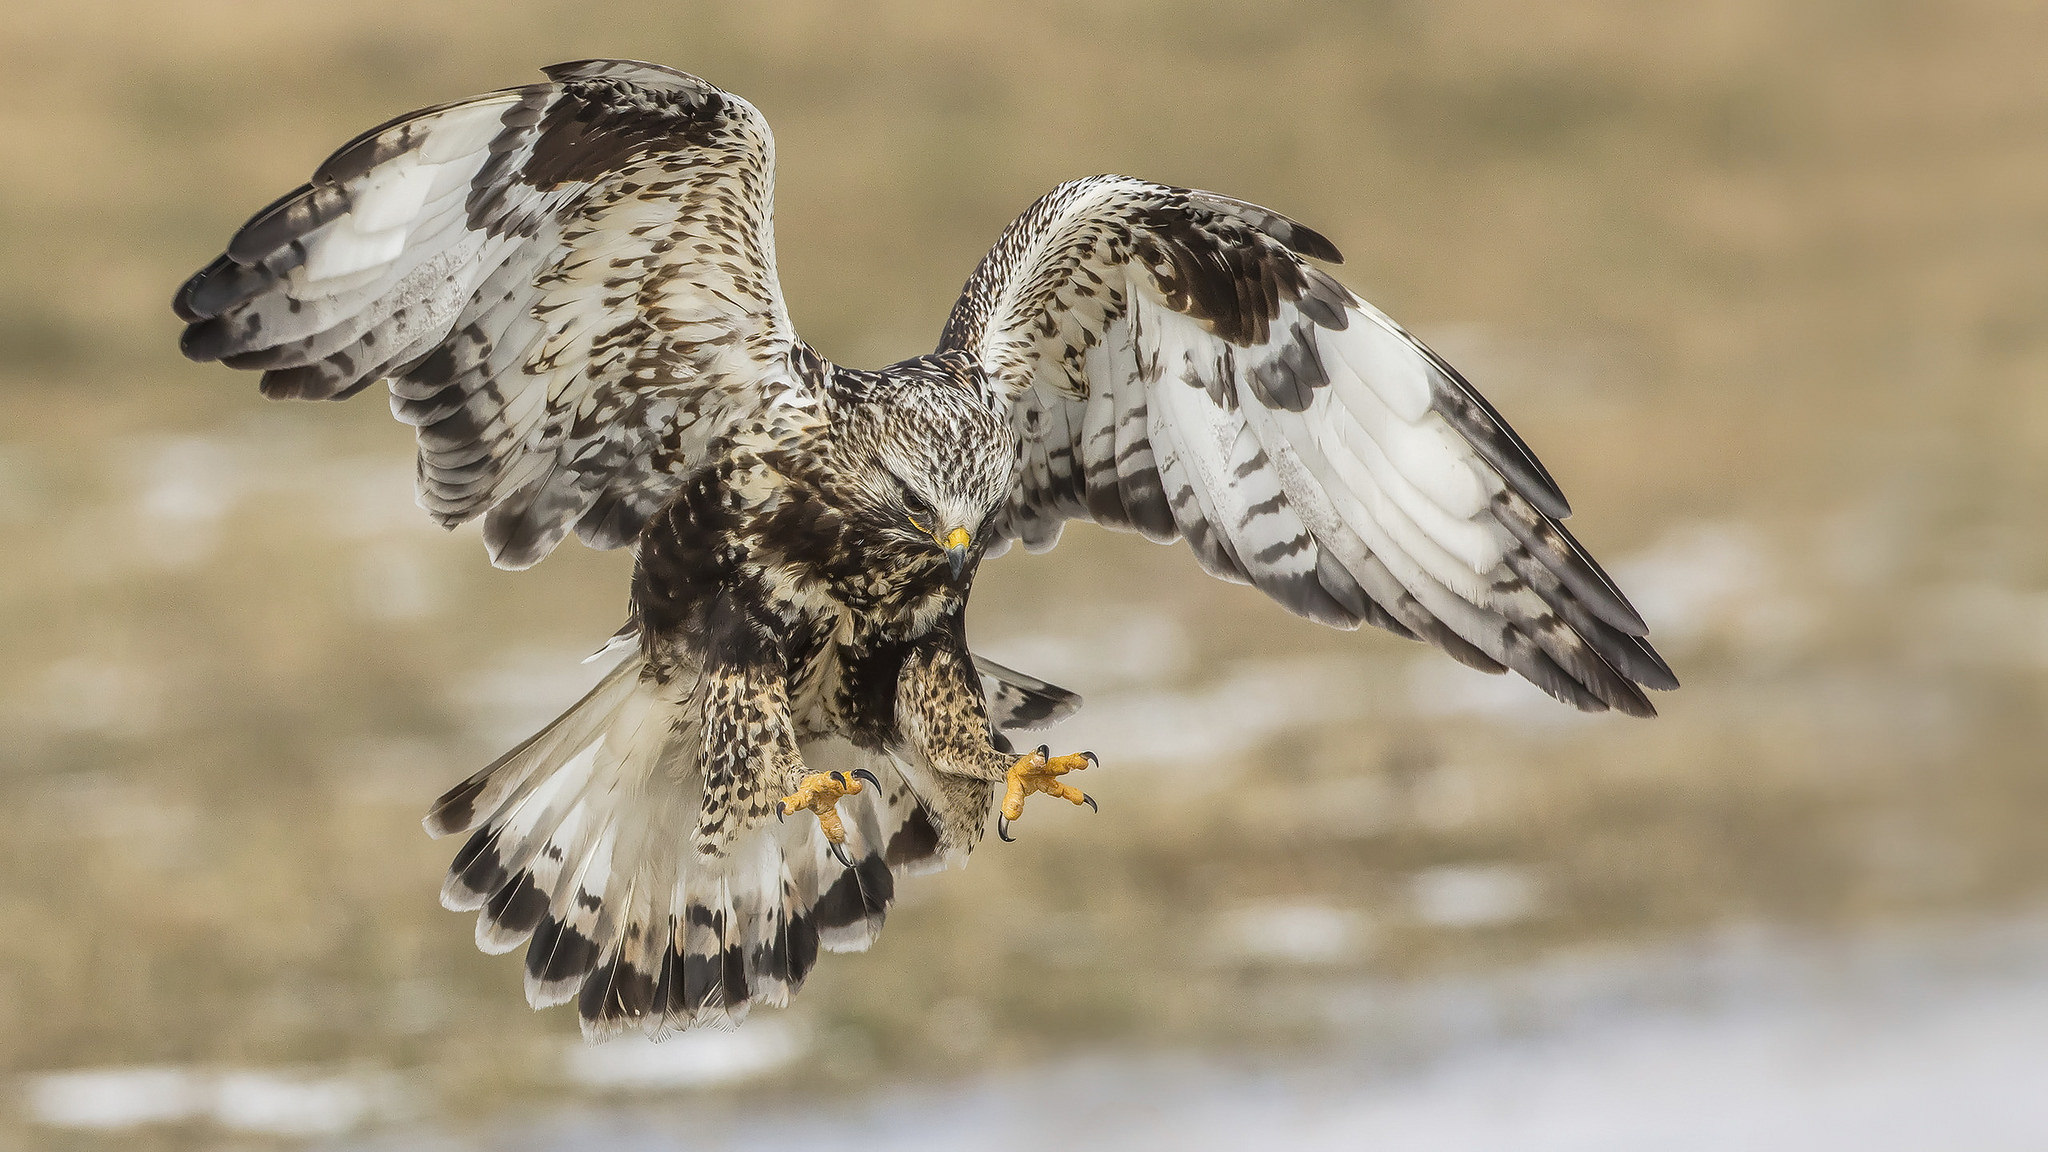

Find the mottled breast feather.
[
  {"left": 941, "top": 176, "right": 1675, "bottom": 716},
  {"left": 175, "top": 59, "right": 805, "bottom": 569}
]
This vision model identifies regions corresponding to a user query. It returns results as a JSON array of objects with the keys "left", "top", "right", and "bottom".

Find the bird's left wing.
[
  {"left": 176, "top": 60, "right": 809, "bottom": 569},
  {"left": 941, "top": 176, "right": 1675, "bottom": 715}
]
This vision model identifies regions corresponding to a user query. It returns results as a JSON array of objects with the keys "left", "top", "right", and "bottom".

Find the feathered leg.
[
  {"left": 694, "top": 596, "right": 879, "bottom": 878},
  {"left": 895, "top": 617, "right": 1099, "bottom": 847},
  {"left": 693, "top": 592, "right": 806, "bottom": 861}
]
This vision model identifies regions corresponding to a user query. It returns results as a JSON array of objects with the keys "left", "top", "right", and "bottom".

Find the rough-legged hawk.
[{"left": 176, "top": 60, "right": 1675, "bottom": 1038}]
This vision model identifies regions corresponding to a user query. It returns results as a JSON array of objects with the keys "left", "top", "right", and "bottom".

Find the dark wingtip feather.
[
  {"left": 1550, "top": 521, "right": 1651, "bottom": 636},
  {"left": 1409, "top": 609, "right": 1509, "bottom": 676},
  {"left": 1262, "top": 567, "right": 1363, "bottom": 629},
  {"left": 1282, "top": 221, "right": 1343, "bottom": 265},
  {"left": 1188, "top": 188, "right": 1344, "bottom": 264},
  {"left": 1612, "top": 674, "right": 1658, "bottom": 716},
  {"left": 1492, "top": 492, "right": 1650, "bottom": 641},
  {"left": 1431, "top": 373, "right": 1572, "bottom": 521},
  {"left": 1409, "top": 335, "right": 1572, "bottom": 521},
  {"left": 884, "top": 805, "right": 944, "bottom": 870},
  {"left": 543, "top": 58, "right": 701, "bottom": 85},
  {"left": 1581, "top": 618, "right": 1677, "bottom": 694},
  {"left": 484, "top": 536, "right": 554, "bottom": 572},
  {"left": 179, "top": 318, "right": 230, "bottom": 363},
  {"left": 574, "top": 491, "right": 658, "bottom": 552},
  {"left": 1627, "top": 635, "right": 1680, "bottom": 691},
  {"left": 225, "top": 182, "right": 327, "bottom": 264},
  {"left": 258, "top": 362, "right": 359, "bottom": 402},
  {"left": 172, "top": 256, "right": 230, "bottom": 322}
]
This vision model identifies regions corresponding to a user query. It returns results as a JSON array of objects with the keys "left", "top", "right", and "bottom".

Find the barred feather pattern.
[
  {"left": 943, "top": 176, "right": 1676, "bottom": 714},
  {"left": 973, "top": 654, "right": 1083, "bottom": 731},
  {"left": 423, "top": 646, "right": 1076, "bottom": 1038},
  {"left": 175, "top": 59, "right": 801, "bottom": 569}
]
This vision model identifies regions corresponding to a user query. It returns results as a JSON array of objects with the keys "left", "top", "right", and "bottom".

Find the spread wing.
[
  {"left": 941, "top": 176, "right": 1676, "bottom": 715},
  {"left": 175, "top": 60, "right": 807, "bottom": 568}
]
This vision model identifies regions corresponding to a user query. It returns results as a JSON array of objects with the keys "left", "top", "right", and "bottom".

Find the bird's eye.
[{"left": 890, "top": 474, "right": 935, "bottom": 530}]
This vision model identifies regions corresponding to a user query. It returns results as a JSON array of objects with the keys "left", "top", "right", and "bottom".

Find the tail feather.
[
  {"left": 525, "top": 812, "right": 611, "bottom": 1009},
  {"left": 975, "top": 655, "right": 1082, "bottom": 731},
  {"left": 791, "top": 737, "right": 899, "bottom": 953},
  {"left": 674, "top": 867, "right": 746, "bottom": 1028},
  {"left": 525, "top": 687, "right": 695, "bottom": 1012},
  {"left": 737, "top": 834, "right": 802, "bottom": 1007},
  {"left": 577, "top": 864, "right": 662, "bottom": 1036},
  {"left": 445, "top": 737, "right": 601, "bottom": 918},
  {"left": 426, "top": 651, "right": 643, "bottom": 841},
  {"left": 428, "top": 647, "right": 1082, "bottom": 1038}
]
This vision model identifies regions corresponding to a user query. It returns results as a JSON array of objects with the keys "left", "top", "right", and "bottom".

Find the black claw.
[
  {"left": 777, "top": 805, "right": 786, "bottom": 822},
  {"left": 996, "top": 815, "right": 1015, "bottom": 843},
  {"left": 1082, "top": 751, "right": 1099, "bottom": 769},
  {"left": 828, "top": 840, "right": 855, "bottom": 868},
  {"left": 1035, "top": 744, "right": 1050, "bottom": 761},
  {"left": 830, "top": 771, "right": 846, "bottom": 786},
  {"left": 1080, "top": 793, "right": 1098, "bottom": 813},
  {"left": 850, "top": 768, "right": 882, "bottom": 791}
]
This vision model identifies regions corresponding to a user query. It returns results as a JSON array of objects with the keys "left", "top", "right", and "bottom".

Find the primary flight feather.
[{"left": 176, "top": 59, "right": 1675, "bottom": 1039}]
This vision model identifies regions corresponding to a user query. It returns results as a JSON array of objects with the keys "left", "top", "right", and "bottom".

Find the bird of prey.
[{"left": 175, "top": 60, "right": 1674, "bottom": 1039}]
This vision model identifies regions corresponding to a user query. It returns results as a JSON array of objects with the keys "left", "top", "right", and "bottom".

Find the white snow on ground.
[
  {"left": 1408, "top": 863, "right": 1547, "bottom": 928},
  {"left": 1207, "top": 900, "right": 1374, "bottom": 965},
  {"left": 415, "top": 914, "right": 2048, "bottom": 1152},
  {"left": 563, "top": 1022, "right": 808, "bottom": 1092},
  {"left": 25, "top": 1067, "right": 408, "bottom": 1137}
]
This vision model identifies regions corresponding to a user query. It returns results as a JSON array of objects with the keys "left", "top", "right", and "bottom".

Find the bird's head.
[{"left": 836, "top": 364, "right": 1015, "bottom": 580}]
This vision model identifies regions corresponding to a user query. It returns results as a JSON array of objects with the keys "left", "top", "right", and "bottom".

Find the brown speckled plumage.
[{"left": 178, "top": 60, "right": 1673, "bottom": 1039}]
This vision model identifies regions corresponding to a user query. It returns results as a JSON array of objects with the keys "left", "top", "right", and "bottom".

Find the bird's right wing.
[
  {"left": 942, "top": 176, "right": 1675, "bottom": 715},
  {"left": 176, "top": 59, "right": 812, "bottom": 568}
]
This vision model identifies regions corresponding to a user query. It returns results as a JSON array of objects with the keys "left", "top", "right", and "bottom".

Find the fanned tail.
[{"left": 427, "top": 649, "right": 1044, "bottom": 1039}]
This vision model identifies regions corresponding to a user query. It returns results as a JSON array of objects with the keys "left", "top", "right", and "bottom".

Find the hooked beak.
[{"left": 941, "top": 526, "right": 972, "bottom": 579}]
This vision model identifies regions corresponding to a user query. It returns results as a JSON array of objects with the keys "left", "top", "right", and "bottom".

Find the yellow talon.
[
  {"left": 997, "top": 745, "right": 1098, "bottom": 841},
  {"left": 778, "top": 769, "right": 879, "bottom": 859}
]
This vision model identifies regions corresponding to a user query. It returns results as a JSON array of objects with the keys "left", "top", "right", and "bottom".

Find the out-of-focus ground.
[{"left": 3, "top": 1, "right": 2047, "bottom": 1149}]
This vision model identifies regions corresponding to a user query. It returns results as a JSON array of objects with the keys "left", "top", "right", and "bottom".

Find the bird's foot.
[
  {"left": 997, "top": 746, "right": 1098, "bottom": 842},
  {"left": 778, "top": 769, "right": 880, "bottom": 867}
]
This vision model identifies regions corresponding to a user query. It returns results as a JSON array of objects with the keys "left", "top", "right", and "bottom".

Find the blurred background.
[{"left": 5, "top": 1, "right": 2048, "bottom": 1148}]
